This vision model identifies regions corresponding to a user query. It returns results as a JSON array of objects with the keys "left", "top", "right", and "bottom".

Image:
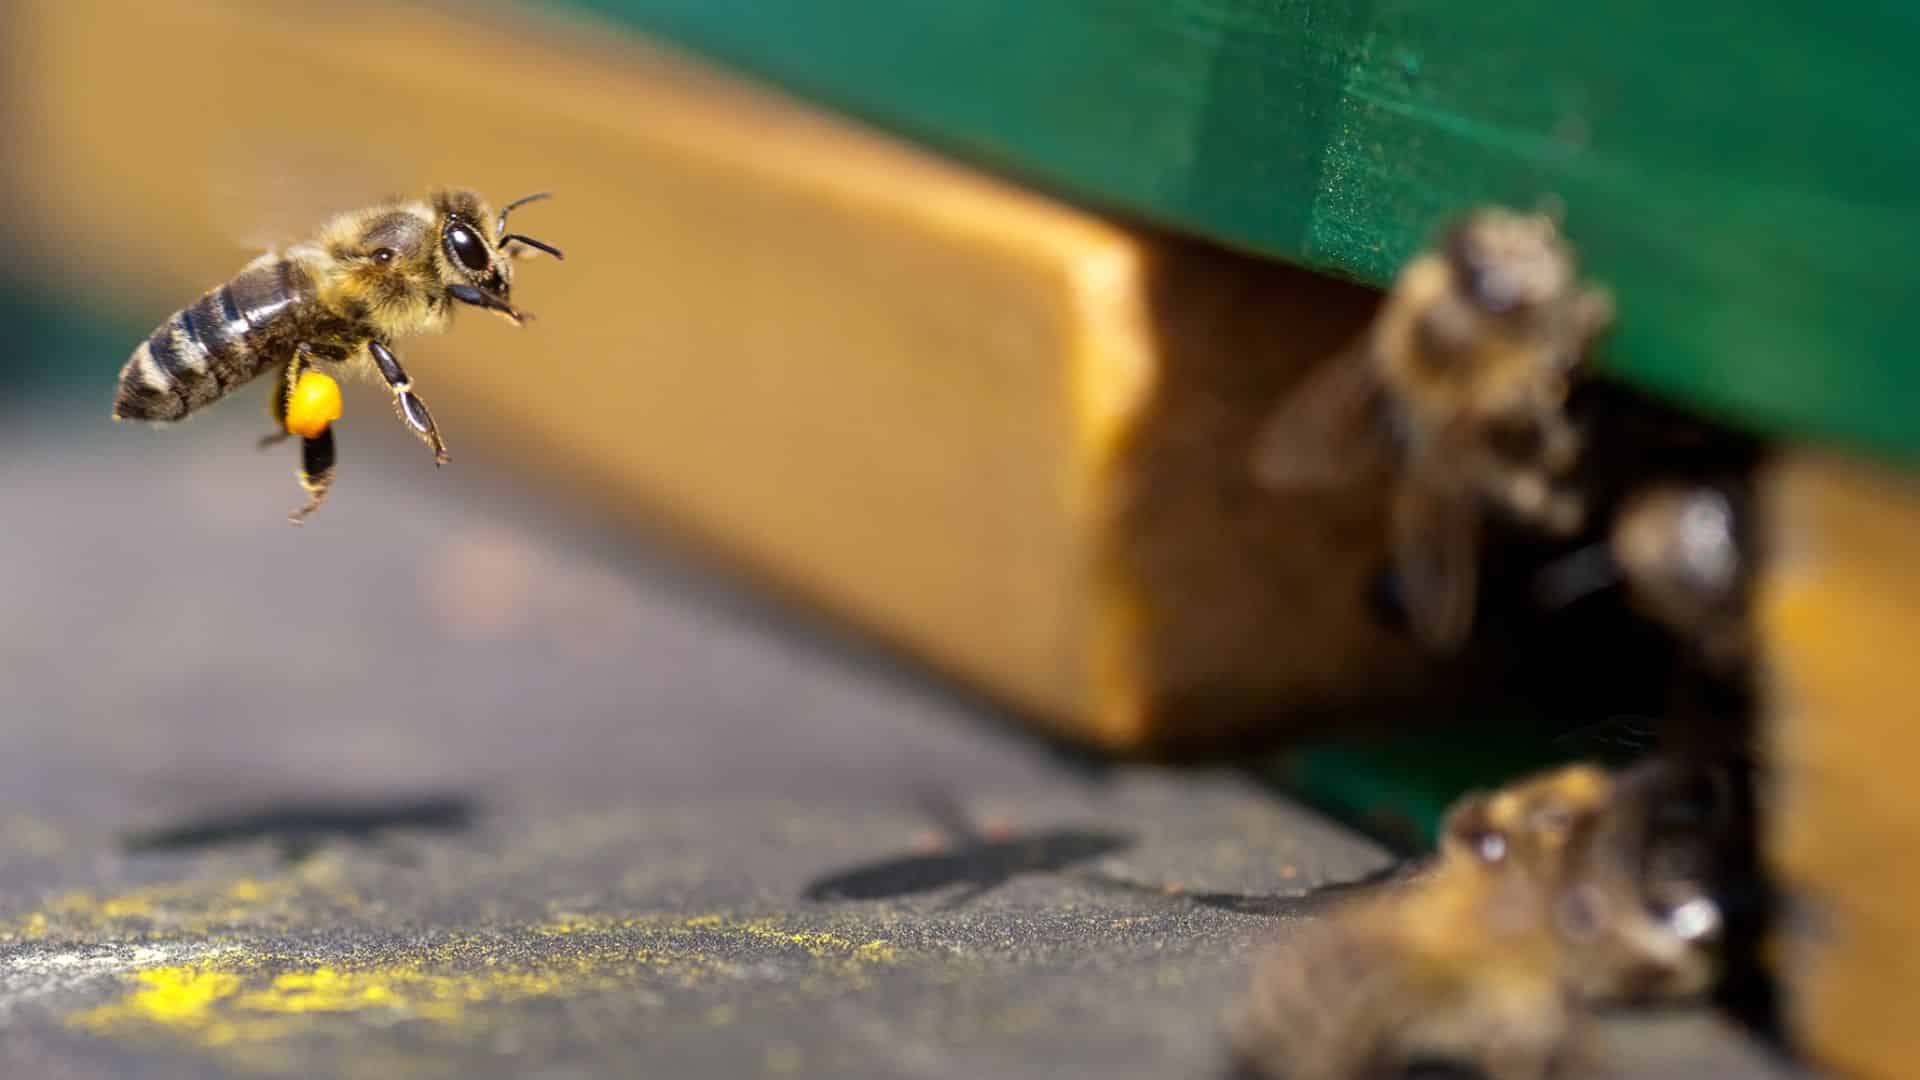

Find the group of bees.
[
  {"left": 113, "top": 196, "right": 1766, "bottom": 1076},
  {"left": 1250, "top": 205, "right": 1753, "bottom": 672},
  {"left": 1232, "top": 206, "right": 1772, "bottom": 1077},
  {"left": 106, "top": 193, "right": 1748, "bottom": 668}
]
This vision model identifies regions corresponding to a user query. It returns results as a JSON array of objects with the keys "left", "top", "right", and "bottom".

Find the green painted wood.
[
  {"left": 552, "top": 0, "right": 1920, "bottom": 466},
  {"left": 0, "top": 280, "right": 145, "bottom": 402},
  {"left": 1278, "top": 728, "right": 1639, "bottom": 852}
]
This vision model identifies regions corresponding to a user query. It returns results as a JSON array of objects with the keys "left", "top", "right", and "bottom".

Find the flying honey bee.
[
  {"left": 112, "top": 189, "right": 562, "bottom": 522},
  {"left": 1228, "top": 760, "right": 1726, "bottom": 1080},
  {"left": 1250, "top": 206, "right": 1614, "bottom": 653}
]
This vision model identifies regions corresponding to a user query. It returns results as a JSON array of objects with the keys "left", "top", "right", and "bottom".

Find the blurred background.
[{"left": 2, "top": 1, "right": 1915, "bottom": 1077}]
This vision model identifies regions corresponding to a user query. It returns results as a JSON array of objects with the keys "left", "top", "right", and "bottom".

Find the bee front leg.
[
  {"left": 288, "top": 426, "right": 336, "bottom": 525},
  {"left": 367, "top": 340, "right": 449, "bottom": 466}
]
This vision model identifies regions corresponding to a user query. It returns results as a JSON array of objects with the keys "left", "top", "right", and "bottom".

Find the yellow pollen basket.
[{"left": 286, "top": 370, "right": 343, "bottom": 439}]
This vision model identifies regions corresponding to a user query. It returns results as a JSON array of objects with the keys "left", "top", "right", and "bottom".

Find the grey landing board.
[{"left": 0, "top": 396, "right": 1798, "bottom": 1079}]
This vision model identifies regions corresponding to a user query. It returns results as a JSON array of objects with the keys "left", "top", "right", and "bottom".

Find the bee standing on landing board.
[
  {"left": 1250, "top": 206, "right": 1613, "bottom": 653},
  {"left": 1228, "top": 760, "right": 1726, "bottom": 1080},
  {"left": 112, "top": 189, "right": 562, "bottom": 522}
]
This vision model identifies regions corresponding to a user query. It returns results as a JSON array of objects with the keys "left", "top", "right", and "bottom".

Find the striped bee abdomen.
[{"left": 113, "top": 257, "right": 316, "bottom": 422}]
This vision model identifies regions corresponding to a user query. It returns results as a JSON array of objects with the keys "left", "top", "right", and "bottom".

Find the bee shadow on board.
[
  {"left": 804, "top": 790, "right": 1404, "bottom": 915},
  {"left": 118, "top": 793, "right": 477, "bottom": 866},
  {"left": 1221, "top": 1059, "right": 1489, "bottom": 1080},
  {"left": 1169, "top": 861, "right": 1409, "bottom": 918},
  {"left": 803, "top": 791, "right": 1137, "bottom": 910}
]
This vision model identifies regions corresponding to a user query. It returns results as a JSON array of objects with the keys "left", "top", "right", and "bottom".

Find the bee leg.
[
  {"left": 288, "top": 426, "right": 336, "bottom": 525},
  {"left": 257, "top": 353, "right": 301, "bottom": 449},
  {"left": 367, "top": 340, "right": 449, "bottom": 465}
]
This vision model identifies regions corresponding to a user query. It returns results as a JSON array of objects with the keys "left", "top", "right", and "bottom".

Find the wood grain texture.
[
  {"left": 0, "top": 0, "right": 1433, "bottom": 751},
  {"left": 1760, "top": 452, "right": 1920, "bottom": 1079},
  {"left": 554, "top": 0, "right": 1920, "bottom": 469}
]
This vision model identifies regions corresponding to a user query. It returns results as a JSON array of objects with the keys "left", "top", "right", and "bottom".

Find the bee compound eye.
[{"left": 445, "top": 222, "right": 490, "bottom": 273}]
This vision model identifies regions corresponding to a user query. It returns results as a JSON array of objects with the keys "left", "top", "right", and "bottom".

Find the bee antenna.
[
  {"left": 497, "top": 191, "right": 552, "bottom": 234},
  {"left": 500, "top": 233, "right": 564, "bottom": 260}
]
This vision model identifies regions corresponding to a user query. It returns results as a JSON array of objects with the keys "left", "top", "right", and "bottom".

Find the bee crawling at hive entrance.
[
  {"left": 1531, "top": 476, "right": 1757, "bottom": 681},
  {"left": 1228, "top": 759, "right": 1735, "bottom": 1080},
  {"left": 111, "top": 189, "right": 562, "bottom": 523},
  {"left": 1250, "top": 204, "right": 1613, "bottom": 654}
]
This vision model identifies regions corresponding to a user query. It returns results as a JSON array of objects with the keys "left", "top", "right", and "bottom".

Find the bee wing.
[
  {"left": 197, "top": 148, "right": 392, "bottom": 254},
  {"left": 1249, "top": 338, "right": 1390, "bottom": 491},
  {"left": 1389, "top": 471, "right": 1482, "bottom": 653}
]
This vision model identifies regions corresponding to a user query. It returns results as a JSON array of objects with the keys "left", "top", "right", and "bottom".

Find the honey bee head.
[
  {"left": 1566, "top": 758, "right": 1731, "bottom": 1000},
  {"left": 1446, "top": 761, "right": 1727, "bottom": 1001},
  {"left": 1442, "top": 208, "right": 1574, "bottom": 318},
  {"left": 1440, "top": 763, "right": 1613, "bottom": 876},
  {"left": 424, "top": 188, "right": 563, "bottom": 325}
]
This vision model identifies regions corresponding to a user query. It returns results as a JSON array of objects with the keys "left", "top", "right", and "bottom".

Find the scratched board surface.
[
  {"left": 0, "top": 383, "right": 1794, "bottom": 1077},
  {"left": 549, "top": 0, "right": 1920, "bottom": 468}
]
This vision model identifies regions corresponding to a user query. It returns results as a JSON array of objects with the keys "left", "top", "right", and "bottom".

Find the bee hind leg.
[
  {"left": 288, "top": 427, "right": 336, "bottom": 525},
  {"left": 258, "top": 354, "right": 299, "bottom": 449},
  {"left": 368, "top": 340, "right": 449, "bottom": 466}
]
